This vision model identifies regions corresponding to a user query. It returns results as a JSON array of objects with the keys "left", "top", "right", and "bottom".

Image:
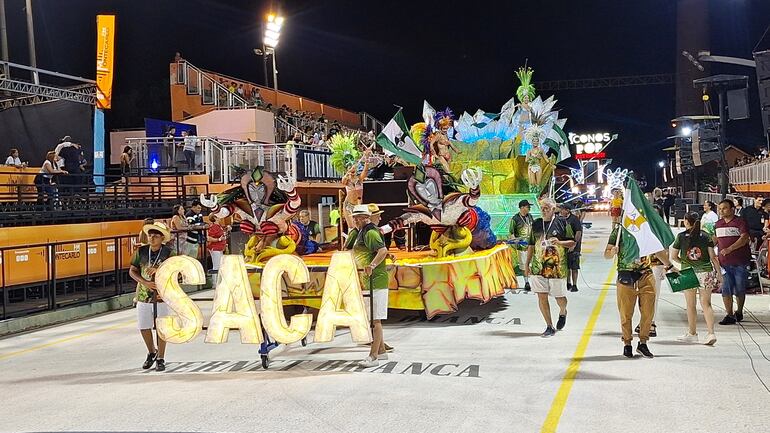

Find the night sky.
[{"left": 3, "top": 0, "right": 770, "bottom": 181}]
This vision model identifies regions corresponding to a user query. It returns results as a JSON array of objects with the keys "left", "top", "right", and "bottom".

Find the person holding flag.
[{"left": 604, "top": 176, "right": 675, "bottom": 358}]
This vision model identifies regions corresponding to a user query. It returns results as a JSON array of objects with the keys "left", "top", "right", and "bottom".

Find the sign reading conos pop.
[{"left": 569, "top": 132, "right": 614, "bottom": 156}]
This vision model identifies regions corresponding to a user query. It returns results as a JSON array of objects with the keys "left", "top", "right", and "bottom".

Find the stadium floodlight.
[
  {"left": 264, "top": 14, "right": 283, "bottom": 48},
  {"left": 681, "top": 126, "right": 692, "bottom": 136},
  {"left": 658, "top": 160, "right": 665, "bottom": 168},
  {"left": 262, "top": 14, "right": 284, "bottom": 90}
]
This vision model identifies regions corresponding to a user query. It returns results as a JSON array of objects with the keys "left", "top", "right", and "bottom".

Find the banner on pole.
[{"left": 95, "top": 15, "right": 116, "bottom": 110}]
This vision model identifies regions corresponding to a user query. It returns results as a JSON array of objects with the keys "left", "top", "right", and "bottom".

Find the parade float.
[{"left": 199, "top": 66, "right": 571, "bottom": 319}]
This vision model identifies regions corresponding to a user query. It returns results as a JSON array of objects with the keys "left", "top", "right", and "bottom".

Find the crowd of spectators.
[{"left": 733, "top": 147, "right": 769, "bottom": 167}]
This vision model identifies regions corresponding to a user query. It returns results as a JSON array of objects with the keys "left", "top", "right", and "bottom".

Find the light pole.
[{"left": 263, "top": 13, "right": 283, "bottom": 91}]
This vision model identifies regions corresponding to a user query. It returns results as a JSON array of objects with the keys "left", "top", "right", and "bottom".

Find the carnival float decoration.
[{"left": 200, "top": 167, "right": 317, "bottom": 265}]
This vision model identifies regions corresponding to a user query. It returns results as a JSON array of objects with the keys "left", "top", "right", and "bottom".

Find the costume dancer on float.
[
  {"left": 515, "top": 66, "right": 536, "bottom": 155},
  {"left": 525, "top": 125, "right": 547, "bottom": 193},
  {"left": 330, "top": 132, "right": 372, "bottom": 230}
]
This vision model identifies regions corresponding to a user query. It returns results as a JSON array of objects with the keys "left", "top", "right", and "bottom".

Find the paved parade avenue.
[{"left": 2, "top": 215, "right": 770, "bottom": 433}]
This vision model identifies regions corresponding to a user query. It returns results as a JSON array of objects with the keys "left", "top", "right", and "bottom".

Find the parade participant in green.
[
  {"left": 670, "top": 212, "right": 720, "bottom": 346},
  {"left": 509, "top": 199, "right": 534, "bottom": 291},
  {"left": 345, "top": 205, "right": 390, "bottom": 367},
  {"left": 524, "top": 198, "right": 575, "bottom": 337},
  {"left": 129, "top": 222, "right": 174, "bottom": 372}
]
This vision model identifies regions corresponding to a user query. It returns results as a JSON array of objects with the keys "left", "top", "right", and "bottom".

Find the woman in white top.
[
  {"left": 35, "top": 151, "right": 68, "bottom": 207},
  {"left": 4, "top": 148, "right": 25, "bottom": 167},
  {"left": 700, "top": 200, "right": 719, "bottom": 236}
]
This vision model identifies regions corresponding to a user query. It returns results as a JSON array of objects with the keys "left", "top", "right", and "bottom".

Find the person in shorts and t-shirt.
[
  {"left": 715, "top": 199, "right": 751, "bottom": 325},
  {"left": 670, "top": 212, "right": 720, "bottom": 346},
  {"left": 129, "top": 222, "right": 174, "bottom": 372},
  {"left": 345, "top": 205, "right": 390, "bottom": 367},
  {"left": 558, "top": 202, "right": 583, "bottom": 292},
  {"left": 510, "top": 199, "right": 534, "bottom": 291},
  {"left": 524, "top": 198, "right": 575, "bottom": 337}
]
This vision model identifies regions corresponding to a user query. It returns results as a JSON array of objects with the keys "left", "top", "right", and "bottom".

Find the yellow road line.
[
  {"left": 540, "top": 267, "right": 617, "bottom": 433},
  {"left": 0, "top": 320, "right": 134, "bottom": 361}
]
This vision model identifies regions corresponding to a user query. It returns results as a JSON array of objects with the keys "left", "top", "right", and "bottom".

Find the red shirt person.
[
  {"left": 714, "top": 199, "right": 751, "bottom": 325},
  {"left": 206, "top": 214, "right": 229, "bottom": 271}
]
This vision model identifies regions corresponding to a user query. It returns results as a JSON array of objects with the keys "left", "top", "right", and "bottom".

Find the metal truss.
[
  {"left": 0, "top": 78, "right": 96, "bottom": 109},
  {"left": 536, "top": 73, "right": 674, "bottom": 91}
]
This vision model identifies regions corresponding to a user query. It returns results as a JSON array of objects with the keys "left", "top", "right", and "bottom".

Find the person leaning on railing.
[{"left": 34, "top": 151, "right": 67, "bottom": 208}]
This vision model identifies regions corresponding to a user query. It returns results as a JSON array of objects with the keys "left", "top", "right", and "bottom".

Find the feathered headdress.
[
  {"left": 328, "top": 131, "right": 360, "bottom": 174},
  {"left": 434, "top": 108, "right": 455, "bottom": 131},
  {"left": 516, "top": 66, "right": 536, "bottom": 102},
  {"left": 524, "top": 124, "right": 546, "bottom": 145}
]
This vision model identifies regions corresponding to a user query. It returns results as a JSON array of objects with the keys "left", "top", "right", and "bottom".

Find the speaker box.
[
  {"left": 755, "top": 50, "right": 770, "bottom": 82},
  {"left": 727, "top": 87, "right": 750, "bottom": 120}
]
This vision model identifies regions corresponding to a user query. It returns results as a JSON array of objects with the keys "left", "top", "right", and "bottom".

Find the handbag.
[{"left": 666, "top": 267, "right": 699, "bottom": 292}]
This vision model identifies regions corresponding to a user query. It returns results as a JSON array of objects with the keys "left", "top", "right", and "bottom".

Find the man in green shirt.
[
  {"left": 129, "top": 221, "right": 174, "bottom": 372},
  {"left": 510, "top": 199, "right": 534, "bottom": 291},
  {"left": 345, "top": 204, "right": 390, "bottom": 368},
  {"left": 605, "top": 226, "right": 674, "bottom": 358}
]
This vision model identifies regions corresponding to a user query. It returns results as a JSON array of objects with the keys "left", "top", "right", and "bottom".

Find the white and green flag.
[
  {"left": 376, "top": 110, "right": 423, "bottom": 165},
  {"left": 620, "top": 177, "right": 675, "bottom": 257}
]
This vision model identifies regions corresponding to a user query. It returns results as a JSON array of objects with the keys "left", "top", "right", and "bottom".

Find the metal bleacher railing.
[
  {"left": 174, "top": 60, "right": 248, "bottom": 110},
  {"left": 125, "top": 136, "right": 342, "bottom": 184},
  {"left": 729, "top": 159, "right": 770, "bottom": 185},
  {"left": 0, "top": 169, "right": 210, "bottom": 227}
]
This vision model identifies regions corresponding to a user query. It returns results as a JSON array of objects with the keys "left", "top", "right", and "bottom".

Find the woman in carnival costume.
[
  {"left": 524, "top": 124, "right": 547, "bottom": 193},
  {"left": 330, "top": 131, "right": 371, "bottom": 230},
  {"left": 516, "top": 66, "right": 536, "bottom": 154}
]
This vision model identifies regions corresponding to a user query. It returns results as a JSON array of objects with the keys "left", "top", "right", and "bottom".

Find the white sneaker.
[
  {"left": 377, "top": 353, "right": 388, "bottom": 360},
  {"left": 677, "top": 333, "right": 699, "bottom": 343},
  {"left": 704, "top": 334, "right": 717, "bottom": 346},
  {"left": 358, "top": 356, "right": 379, "bottom": 368}
]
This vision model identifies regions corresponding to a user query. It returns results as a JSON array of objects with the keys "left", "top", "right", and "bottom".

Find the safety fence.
[{"left": 0, "top": 229, "right": 210, "bottom": 321}]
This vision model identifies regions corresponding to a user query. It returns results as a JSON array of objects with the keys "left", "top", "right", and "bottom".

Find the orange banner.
[{"left": 95, "top": 15, "right": 115, "bottom": 109}]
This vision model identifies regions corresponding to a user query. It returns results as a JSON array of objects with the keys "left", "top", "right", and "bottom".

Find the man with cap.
[
  {"left": 558, "top": 201, "right": 583, "bottom": 292},
  {"left": 509, "top": 199, "right": 534, "bottom": 291},
  {"left": 129, "top": 221, "right": 174, "bottom": 372},
  {"left": 346, "top": 204, "right": 390, "bottom": 367}
]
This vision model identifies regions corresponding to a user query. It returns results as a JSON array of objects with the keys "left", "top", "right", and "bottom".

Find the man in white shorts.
[
  {"left": 524, "top": 198, "right": 576, "bottom": 337},
  {"left": 345, "top": 204, "right": 390, "bottom": 367},
  {"left": 129, "top": 221, "right": 174, "bottom": 371}
]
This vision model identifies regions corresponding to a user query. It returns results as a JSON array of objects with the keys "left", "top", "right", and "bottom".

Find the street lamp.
[
  {"left": 656, "top": 160, "right": 665, "bottom": 187},
  {"left": 263, "top": 14, "right": 283, "bottom": 91}
]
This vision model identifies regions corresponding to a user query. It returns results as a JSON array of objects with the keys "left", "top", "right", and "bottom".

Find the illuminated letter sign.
[
  {"left": 259, "top": 255, "right": 313, "bottom": 344},
  {"left": 153, "top": 252, "right": 372, "bottom": 346},
  {"left": 154, "top": 256, "right": 205, "bottom": 344},
  {"left": 315, "top": 252, "right": 372, "bottom": 343},
  {"left": 205, "top": 255, "right": 263, "bottom": 344}
]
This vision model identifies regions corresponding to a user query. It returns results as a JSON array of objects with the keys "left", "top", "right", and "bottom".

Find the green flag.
[
  {"left": 619, "top": 176, "right": 675, "bottom": 258},
  {"left": 376, "top": 110, "right": 423, "bottom": 165}
]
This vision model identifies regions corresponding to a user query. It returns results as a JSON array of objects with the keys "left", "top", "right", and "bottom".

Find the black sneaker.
[
  {"left": 566, "top": 283, "right": 574, "bottom": 292},
  {"left": 571, "top": 284, "right": 579, "bottom": 292},
  {"left": 735, "top": 311, "right": 744, "bottom": 322},
  {"left": 541, "top": 326, "right": 556, "bottom": 338},
  {"left": 556, "top": 314, "right": 567, "bottom": 330},
  {"left": 636, "top": 343, "right": 654, "bottom": 358},
  {"left": 524, "top": 282, "right": 531, "bottom": 292},
  {"left": 719, "top": 315, "right": 737, "bottom": 325},
  {"left": 156, "top": 358, "right": 166, "bottom": 372},
  {"left": 634, "top": 324, "right": 640, "bottom": 334},
  {"left": 649, "top": 324, "right": 657, "bottom": 337},
  {"left": 142, "top": 352, "right": 157, "bottom": 369},
  {"left": 623, "top": 345, "right": 633, "bottom": 358}
]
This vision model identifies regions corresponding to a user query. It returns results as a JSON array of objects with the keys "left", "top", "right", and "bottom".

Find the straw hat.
[
  {"left": 351, "top": 204, "right": 371, "bottom": 216},
  {"left": 367, "top": 203, "right": 384, "bottom": 215},
  {"left": 142, "top": 221, "right": 172, "bottom": 243}
]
